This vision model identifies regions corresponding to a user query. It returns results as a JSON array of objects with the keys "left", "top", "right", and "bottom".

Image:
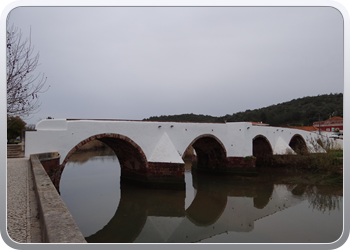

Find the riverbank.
[
  {"left": 252, "top": 149, "right": 343, "bottom": 187},
  {"left": 275, "top": 168, "right": 343, "bottom": 187}
]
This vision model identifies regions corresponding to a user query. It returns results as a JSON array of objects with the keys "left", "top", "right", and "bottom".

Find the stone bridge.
[{"left": 25, "top": 119, "right": 325, "bottom": 189}]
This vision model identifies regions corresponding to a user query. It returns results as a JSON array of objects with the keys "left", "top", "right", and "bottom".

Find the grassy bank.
[
  {"left": 260, "top": 149, "right": 343, "bottom": 186},
  {"left": 279, "top": 171, "right": 342, "bottom": 186},
  {"left": 271, "top": 150, "right": 342, "bottom": 171}
]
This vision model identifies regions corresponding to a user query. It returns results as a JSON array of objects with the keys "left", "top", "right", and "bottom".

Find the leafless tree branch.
[{"left": 7, "top": 20, "right": 49, "bottom": 119}]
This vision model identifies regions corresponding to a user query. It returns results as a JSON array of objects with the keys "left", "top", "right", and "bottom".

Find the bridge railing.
[{"left": 30, "top": 153, "right": 86, "bottom": 243}]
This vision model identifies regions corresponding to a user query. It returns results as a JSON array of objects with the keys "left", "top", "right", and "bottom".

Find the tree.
[
  {"left": 260, "top": 112, "right": 267, "bottom": 123},
  {"left": 6, "top": 19, "right": 48, "bottom": 120},
  {"left": 7, "top": 116, "right": 26, "bottom": 141},
  {"left": 25, "top": 124, "right": 36, "bottom": 131}
]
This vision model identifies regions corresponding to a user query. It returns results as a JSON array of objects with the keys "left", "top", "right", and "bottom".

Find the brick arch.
[
  {"left": 289, "top": 134, "right": 308, "bottom": 155},
  {"left": 57, "top": 133, "right": 148, "bottom": 191},
  {"left": 62, "top": 133, "right": 148, "bottom": 168},
  {"left": 253, "top": 135, "right": 273, "bottom": 167},
  {"left": 184, "top": 134, "right": 227, "bottom": 170}
]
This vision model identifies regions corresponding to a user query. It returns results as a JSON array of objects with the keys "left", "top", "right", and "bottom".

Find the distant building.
[
  {"left": 313, "top": 116, "right": 343, "bottom": 132},
  {"left": 249, "top": 121, "right": 270, "bottom": 126}
]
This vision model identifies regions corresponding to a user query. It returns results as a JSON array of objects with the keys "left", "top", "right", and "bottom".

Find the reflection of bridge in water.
[
  {"left": 86, "top": 173, "right": 305, "bottom": 243},
  {"left": 139, "top": 186, "right": 303, "bottom": 243}
]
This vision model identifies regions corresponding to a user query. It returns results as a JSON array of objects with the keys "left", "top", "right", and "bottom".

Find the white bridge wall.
[{"left": 25, "top": 119, "right": 325, "bottom": 165}]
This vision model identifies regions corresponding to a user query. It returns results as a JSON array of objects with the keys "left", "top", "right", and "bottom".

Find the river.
[{"left": 60, "top": 147, "right": 343, "bottom": 243}]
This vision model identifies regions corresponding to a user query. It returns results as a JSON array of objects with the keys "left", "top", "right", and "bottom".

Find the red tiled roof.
[
  {"left": 291, "top": 126, "right": 318, "bottom": 131},
  {"left": 325, "top": 116, "right": 343, "bottom": 121}
]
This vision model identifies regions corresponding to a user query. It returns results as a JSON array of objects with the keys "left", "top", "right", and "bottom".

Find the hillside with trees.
[{"left": 143, "top": 93, "right": 343, "bottom": 127}]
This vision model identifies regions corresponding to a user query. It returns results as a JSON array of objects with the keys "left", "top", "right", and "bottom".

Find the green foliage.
[
  {"left": 332, "top": 150, "right": 343, "bottom": 158},
  {"left": 7, "top": 116, "right": 26, "bottom": 141},
  {"left": 143, "top": 93, "right": 343, "bottom": 126},
  {"left": 244, "top": 156, "right": 256, "bottom": 162},
  {"left": 272, "top": 152, "right": 342, "bottom": 173},
  {"left": 144, "top": 113, "right": 217, "bottom": 123}
]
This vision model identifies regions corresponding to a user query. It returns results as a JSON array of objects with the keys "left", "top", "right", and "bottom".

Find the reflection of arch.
[
  {"left": 184, "top": 134, "right": 227, "bottom": 170},
  {"left": 85, "top": 183, "right": 185, "bottom": 243},
  {"left": 85, "top": 186, "right": 148, "bottom": 243},
  {"left": 186, "top": 190, "right": 227, "bottom": 227},
  {"left": 253, "top": 135, "right": 273, "bottom": 167},
  {"left": 289, "top": 134, "right": 308, "bottom": 155},
  {"left": 186, "top": 170, "right": 227, "bottom": 226},
  {"left": 58, "top": 134, "right": 148, "bottom": 190},
  {"left": 253, "top": 183, "right": 274, "bottom": 209}
]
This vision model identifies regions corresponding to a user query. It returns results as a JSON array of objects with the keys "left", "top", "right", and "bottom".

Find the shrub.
[{"left": 244, "top": 155, "right": 256, "bottom": 162}]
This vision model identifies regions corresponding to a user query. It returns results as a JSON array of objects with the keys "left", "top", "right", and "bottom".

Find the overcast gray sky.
[{"left": 8, "top": 6, "right": 344, "bottom": 125}]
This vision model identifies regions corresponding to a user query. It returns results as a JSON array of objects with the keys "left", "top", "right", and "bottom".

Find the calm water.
[{"left": 60, "top": 149, "right": 343, "bottom": 243}]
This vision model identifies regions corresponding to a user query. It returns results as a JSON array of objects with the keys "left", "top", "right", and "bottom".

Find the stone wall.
[{"left": 30, "top": 153, "right": 86, "bottom": 243}]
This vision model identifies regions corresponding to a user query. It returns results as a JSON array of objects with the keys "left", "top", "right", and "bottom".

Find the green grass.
[{"left": 330, "top": 149, "right": 343, "bottom": 158}]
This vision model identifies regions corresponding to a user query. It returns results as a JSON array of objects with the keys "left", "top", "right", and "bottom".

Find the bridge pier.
[
  {"left": 225, "top": 156, "right": 257, "bottom": 175},
  {"left": 121, "top": 162, "right": 185, "bottom": 189},
  {"left": 192, "top": 156, "right": 257, "bottom": 176}
]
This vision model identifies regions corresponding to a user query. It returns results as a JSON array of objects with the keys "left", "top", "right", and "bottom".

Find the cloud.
[{"left": 8, "top": 6, "right": 344, "bottom": 124}]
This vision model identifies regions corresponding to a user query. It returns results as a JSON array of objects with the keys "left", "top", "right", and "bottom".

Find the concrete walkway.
[{"left": 7, "top": 158, "right": 42, "bottom": 243}]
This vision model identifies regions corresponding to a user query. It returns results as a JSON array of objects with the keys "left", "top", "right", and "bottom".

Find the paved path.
[{"left": 7, "top": 158, "right": 42, "bottom": 243}]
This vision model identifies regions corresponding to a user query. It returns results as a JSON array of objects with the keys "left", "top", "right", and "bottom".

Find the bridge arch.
[
  {"left": 253, "top": 135, "right": 273, "bottom": 167},
  {"left": 289, "top": 134, "right": 308, "bottom": 155},
  {"left": 184, "top": 134, "right": 227, "bottom": 171},
  {"left": 58, "top": 133, "right": 148, "bottom": 190}
]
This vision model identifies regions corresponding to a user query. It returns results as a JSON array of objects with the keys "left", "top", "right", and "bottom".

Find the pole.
[{"left": 318, "top": 113, "right": 321, "bottom": 135}]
